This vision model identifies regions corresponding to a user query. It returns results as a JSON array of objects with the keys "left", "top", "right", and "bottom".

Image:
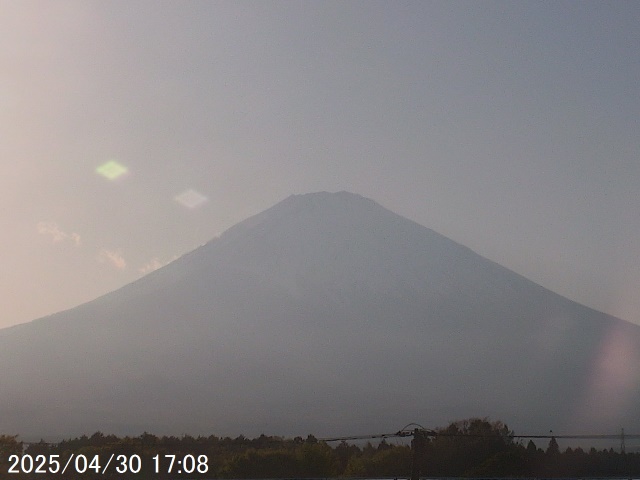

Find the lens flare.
[
  {"left": 574, "top": 323, "right": 640, "bottom": 429},
  {"left": 96, "top": 160, "right": 128, "bottom": 180},
  {"left": 174, "top": 189, "right": 208, "bottom": 209}
]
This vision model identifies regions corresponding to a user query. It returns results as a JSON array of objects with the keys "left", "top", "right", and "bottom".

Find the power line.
[
  {"left": 320, "top": 428, "right": 640, "bottom": 442},
  {"left": 320, "top": 425, "right": 640, "bottom": 480},
  {"left": 16, "top": 428, "right": 640, "bottom": 448}
]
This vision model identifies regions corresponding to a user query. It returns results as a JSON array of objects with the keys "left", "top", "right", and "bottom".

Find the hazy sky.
[{"left": 2, "top": 1, "right": 639, "bottom": 329}]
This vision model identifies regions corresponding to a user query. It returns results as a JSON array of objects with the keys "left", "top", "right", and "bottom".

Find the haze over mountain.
[{"left": 2, "top": 191, "right": 639, "bottom": 439}]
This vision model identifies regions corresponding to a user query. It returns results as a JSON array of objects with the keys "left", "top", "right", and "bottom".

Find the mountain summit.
[{"left": 2, "top": 192, "right": 640, "bottom": 438}]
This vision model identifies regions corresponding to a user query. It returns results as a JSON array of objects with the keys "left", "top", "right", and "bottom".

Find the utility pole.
[
  {"left": 410, "top": 428, "right": 426, "bottom": 480},
  {"left": 621, "top": 428, "right": 626, "bottom": 454}
]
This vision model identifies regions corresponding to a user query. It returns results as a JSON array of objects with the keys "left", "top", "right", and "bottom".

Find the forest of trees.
[{"left": 2, "top": 418, "right": 640, "bottom": 478}]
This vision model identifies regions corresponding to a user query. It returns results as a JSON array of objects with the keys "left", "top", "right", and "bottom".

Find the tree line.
[{"left": 2, "top": 418, "right": 640, "bottom": 478}]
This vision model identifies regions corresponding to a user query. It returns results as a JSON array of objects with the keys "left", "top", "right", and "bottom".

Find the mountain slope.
[{"left": 2, "top": 191, "right": 639, "bottom": 438}]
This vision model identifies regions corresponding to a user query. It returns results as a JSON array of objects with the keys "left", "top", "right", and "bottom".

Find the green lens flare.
[{"left": 96, "top": 160, "right": 128, "bottom": 180}]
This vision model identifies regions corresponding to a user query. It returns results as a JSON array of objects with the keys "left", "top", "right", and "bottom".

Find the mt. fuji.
[{"left": 2, "top": 192, "right": 639, "bottom": 439}]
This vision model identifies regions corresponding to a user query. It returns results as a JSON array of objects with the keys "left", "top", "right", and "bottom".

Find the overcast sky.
[{"left": 2, "top": 1, "right": 639, "bottom": 329}]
